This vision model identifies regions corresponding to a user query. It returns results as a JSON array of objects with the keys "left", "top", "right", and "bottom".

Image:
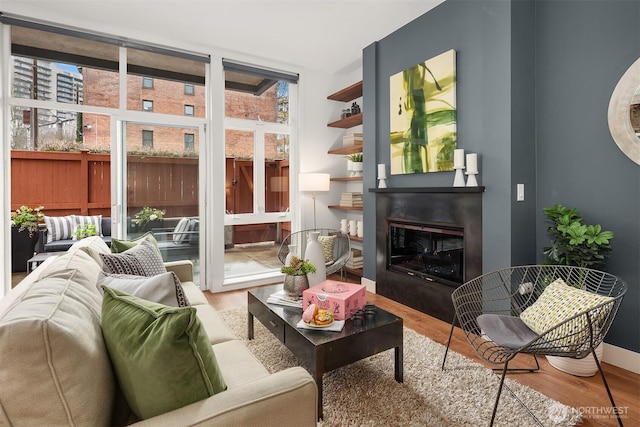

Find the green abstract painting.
[{"left": 390, "top": 49, "right": 457, "bottom": 175}]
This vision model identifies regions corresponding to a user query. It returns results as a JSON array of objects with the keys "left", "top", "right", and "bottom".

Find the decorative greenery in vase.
[
  {"left": 346, "top": 153, "right": 363, "bottom": 163},
  {"left": 11, "top": 205, "right": 45, "bottom": 237},
  {"left": 133, "top": 206, "right": 165, "bottom": 227},
  {"left": 281, "top": 256, "right": 316, "bottom": 276},
  {"left": 542, "top": 204, "right": 614, "bottom": 269}
]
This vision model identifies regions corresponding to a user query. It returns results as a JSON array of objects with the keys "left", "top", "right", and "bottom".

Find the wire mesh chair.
[
  {"left": 277, "top": 229, "right": 351, "bottom": 278},
  {"left": 441, "top": 265, "right": 627, "bottom": 427}
]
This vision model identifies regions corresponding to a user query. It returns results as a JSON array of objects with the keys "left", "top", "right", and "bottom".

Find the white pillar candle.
[
  {"left": 377, "top": 163, "right": 387, "bottom": 179},
  {"left": 466, "top": 153, "right": 478, "bottom": 174},
  {"left": 454, "top": 149, "right": 465, "bottom": 169}
]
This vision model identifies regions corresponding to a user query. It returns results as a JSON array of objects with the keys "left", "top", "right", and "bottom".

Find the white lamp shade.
[{"left": 299, "top": 173, "right": 330, "bottom": 192}]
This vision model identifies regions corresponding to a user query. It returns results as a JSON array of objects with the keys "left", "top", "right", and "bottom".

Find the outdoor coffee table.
[{"left": 247, "top": 284, "right": 403, "bottom": 419}]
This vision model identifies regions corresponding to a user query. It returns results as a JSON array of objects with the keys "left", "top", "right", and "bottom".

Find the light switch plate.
[{"left": 516, "top": 184, "right": 525, "bottom": 201}]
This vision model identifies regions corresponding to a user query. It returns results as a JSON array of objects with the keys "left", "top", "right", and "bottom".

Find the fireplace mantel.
[
  {"left": 369, "top": 186, "right": 485, "bottom": 194},
  {"left": 373, "top": 187, "right": 483, "bottom": 322}
]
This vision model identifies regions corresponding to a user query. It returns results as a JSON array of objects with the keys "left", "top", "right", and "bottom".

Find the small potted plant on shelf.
[
  {"left": 346, "top": 153, "right": 363, "bottom": 177},
  {"left": 542, "top": 203, "right": 614, "bottom": 377},
  {"left": 133, "top": 206, "right": 165, "bottom": 231},
  {"left": 11, "top": 205, "right": 45, "bottom": 273},
  {"left": 281, "top": 256, "right": 316, "bottom": 299}
]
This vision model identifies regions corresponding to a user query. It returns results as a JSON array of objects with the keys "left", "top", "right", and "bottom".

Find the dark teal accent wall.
[
  {"left": 534, "top": 0, "right": 639, "bottom": 352},
  {"left": 363, "top": 0, "right": 639, "bottom": 352}
]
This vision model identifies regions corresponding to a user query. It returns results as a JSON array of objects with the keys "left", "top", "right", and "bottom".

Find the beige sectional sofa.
[{"left": 0, "top": 236, "right": 317, "bottom": 426}]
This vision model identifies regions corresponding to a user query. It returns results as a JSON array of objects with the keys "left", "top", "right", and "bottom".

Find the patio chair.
[
  {"left": 441, "top": 265, "right": 627, "bottom": 427},
  {"left": 277, "top": 229, "right": 351, "bottom": 279},
  {"left": 151, "top": 217, "right": 199, "bottom": 262}
]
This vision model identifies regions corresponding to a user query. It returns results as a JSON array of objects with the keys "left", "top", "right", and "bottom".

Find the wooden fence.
[
  {"left": 11, "top": 150, "right": 198, "bottom": 218},
  {"left": 11, "top": 150, "right": 290, "bottom": 243}
]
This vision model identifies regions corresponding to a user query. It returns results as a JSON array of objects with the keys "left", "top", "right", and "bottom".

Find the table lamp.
[{"left": 299, "top": 173, "right": 330, "bottom": 229}]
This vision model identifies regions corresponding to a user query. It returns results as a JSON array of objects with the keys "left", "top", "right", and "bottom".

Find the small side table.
[{"left": 27, "top": 252, "right": 57, "bottom": 272}]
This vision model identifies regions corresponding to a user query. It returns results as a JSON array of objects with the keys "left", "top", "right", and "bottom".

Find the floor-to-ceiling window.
[
  {"left": 2, "top": 16, "right": 208, "bottom": 288},
  {"left": 222, "top": 62, "right": 298, "bottom": 286}
]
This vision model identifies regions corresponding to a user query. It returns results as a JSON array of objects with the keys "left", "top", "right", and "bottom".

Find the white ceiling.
[{"left": 1, "top": 0, "right": 445, "bottom": 74}]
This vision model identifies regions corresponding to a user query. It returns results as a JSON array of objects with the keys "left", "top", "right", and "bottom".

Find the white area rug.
[{"left": 220, "top": 308, "right": 581, "bottom": 427}]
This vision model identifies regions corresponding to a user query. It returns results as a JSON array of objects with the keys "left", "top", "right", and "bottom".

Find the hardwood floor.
[{"left": 204, "top": 278, "right": 639, "bottom": 427}]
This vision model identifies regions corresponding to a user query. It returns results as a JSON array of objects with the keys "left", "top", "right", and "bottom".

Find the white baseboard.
[
  {"left": 603, "top": 343, "right": 640, "bottom": 374},
  {"left": 361, "top": 277, "right": 376, "bottom": 294}
]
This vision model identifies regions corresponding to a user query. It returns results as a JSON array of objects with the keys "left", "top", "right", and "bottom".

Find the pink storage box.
[{"left": 302, "top": 280, "right": 366, "bottom": 320}]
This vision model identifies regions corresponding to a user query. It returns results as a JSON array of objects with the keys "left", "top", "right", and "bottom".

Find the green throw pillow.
[
  {"left": 101, "top": 286, "right": 227, "bottom": 420},
  {"left": 111, "top": 232, "right": 159, "bottom": 253},
  {"left": 519, "top": 278, "right": 613, "bottom": 350}
]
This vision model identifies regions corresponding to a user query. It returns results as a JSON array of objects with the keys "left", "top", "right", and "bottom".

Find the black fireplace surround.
[{"left": 372, "top": 187, "right": 484, "bottom": 323}]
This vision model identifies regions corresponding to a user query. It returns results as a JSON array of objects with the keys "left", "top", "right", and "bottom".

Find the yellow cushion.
[
  {"left": 317, "top": 235, "right": 337, "bottom": 263},
  {"left": 519, "top": 278, "right": 612, "bottom": 349}
]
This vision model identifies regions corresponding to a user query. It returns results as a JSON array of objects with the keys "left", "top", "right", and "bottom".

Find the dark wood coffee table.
[{"left": 248, "top": 284, "right": 403, "bottom": 419}]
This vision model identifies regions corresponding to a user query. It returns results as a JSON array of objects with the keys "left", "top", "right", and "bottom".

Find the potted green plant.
[
  {"left": 11, "top": 205, "right": 45, "bottom": 273},
  {"left": 542, "top": 204, "right": 613, "bottom": 269},
  {"left": 346, "top": 153, "right": 363, "bottom": 177},
  {"left": 542, "top": 203, "right": 614, "bottom": 376},
  {"left": 133, "top": 206, "right": 165, "bottom": 231},
  {"left": 281, "top": 256, "right": 316, "bottom": 299},
  {"left": 73, "top": 223, "right": 97, "bottom": 240}
]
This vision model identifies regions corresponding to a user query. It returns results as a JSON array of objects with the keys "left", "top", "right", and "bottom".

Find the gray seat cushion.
[{"left": 477, "top": 314, "right": 540, "bottom": 350}]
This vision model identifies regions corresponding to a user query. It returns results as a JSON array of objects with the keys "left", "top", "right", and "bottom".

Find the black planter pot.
[
  {"left": 11, "top": 227, "right": 39, "bottom": 273},
  {"left": 141, "top": 219, "right": 162, "bottom": 232}
]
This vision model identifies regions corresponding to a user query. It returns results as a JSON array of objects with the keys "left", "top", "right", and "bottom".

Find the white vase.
[
  {"left": 349, "top": 220, "right": 357, "bottom": 237},
  {"left": 304, "top": 231, "right": 326, "bottom": 286},
  {"left": 546, "top": 343, "right": 604, "bottom": 377},
  {"left": 352, "top": 162, "right": 363, "bottom": 177},
  {"left": 284, "top": 244, "right": 297, "bottom": 266}
]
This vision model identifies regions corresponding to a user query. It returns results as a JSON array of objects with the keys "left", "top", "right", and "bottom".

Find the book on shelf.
[
  {"left": 342, "top": 133, "right": 363, "bottom": 146},
  {"left": 340, "top": 201, "right": 363, "bottom": 207},
  {"left": 346, "top": 260, "right": 363, "bottom": 269},
  {"left": 266, "top": 290, "right": 303, "bottom": 308},
  {"left": 340, "top": 192, "right": 363, "bottom": 206},
  {"left": 347, "top": 248, "right": 363, "bottom": 268},
  {"left": 340, "top": 192, "right": 363, "bottom": 198}
]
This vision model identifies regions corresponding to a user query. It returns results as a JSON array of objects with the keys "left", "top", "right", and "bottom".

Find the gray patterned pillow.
[
  {"left": 97, "top": 271, "right": 190, "bottom": 307},
  {"left": 100, "top": 239, "right": 166, "bottom": 276}
]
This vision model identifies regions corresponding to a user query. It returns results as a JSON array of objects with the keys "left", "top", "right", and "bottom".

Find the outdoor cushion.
[
  {"left": 100, "top": 239, "right": 166, "bottom": 276},
  {"left": 101, "top": 286, "right": 227, "bottom": 420},
  {"left": 520, "top": 278, "right": 613, "bottom": 349},
  {"left": 73, "top": 214, "right": 103, "bottom": 237},
  {"left": 172, "top": 217, "right": 191, "bottom": 244},
  {"left": 97, "top": 271, "right": 190, "bottom": 307},
  {"left": 44, "top": 215, "right": 75, "bottom": 243}
]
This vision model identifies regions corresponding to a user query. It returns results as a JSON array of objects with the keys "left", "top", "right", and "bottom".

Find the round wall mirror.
[{"left": 608, "top": 57, "right": 640, "bottom": 165}]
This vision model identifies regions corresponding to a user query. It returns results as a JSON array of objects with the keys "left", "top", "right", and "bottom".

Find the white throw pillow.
[{"left": 97, "top": 271, "right": 190, "bottom": 307}]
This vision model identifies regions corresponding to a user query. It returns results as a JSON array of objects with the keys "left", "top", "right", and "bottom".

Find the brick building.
[{"left": 81, "top": 68, "right": 288, "bottom": 160}]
